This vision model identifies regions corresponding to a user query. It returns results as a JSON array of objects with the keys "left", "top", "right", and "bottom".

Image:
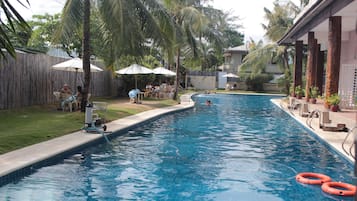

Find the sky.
[{"left": 10, "top": 0, "right": 300, "bottom": 44}]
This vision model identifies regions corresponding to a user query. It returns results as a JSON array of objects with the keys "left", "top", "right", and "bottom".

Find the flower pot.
[
  {"left": 310, "top": 98, "right": 317, "bottom": 104},
  {"left": 330, "top": 105, "right": 339, "bottom": 112}
]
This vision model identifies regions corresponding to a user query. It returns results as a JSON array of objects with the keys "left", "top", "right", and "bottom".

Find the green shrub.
[
  {"left": 295, "top": 85, "right": 304, "bottom": 97},
  {"left": 326, "top": 93, "right": 340, "bottom": 105},
  {"left": 310, "top": 86, "right": 319, "bottom": 98},
  {"left": 245, "top": 74, "right": 273, "bottom": 91}
]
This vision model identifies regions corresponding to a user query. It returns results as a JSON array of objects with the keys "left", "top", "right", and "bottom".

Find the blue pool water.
[{"left": 0, "top": 94, "right": 354, "bottom": 201}]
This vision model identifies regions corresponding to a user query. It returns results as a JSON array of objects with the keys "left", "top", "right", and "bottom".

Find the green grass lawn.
[{"left": 0, "top": 97, "right": 178, "bottom": 154}]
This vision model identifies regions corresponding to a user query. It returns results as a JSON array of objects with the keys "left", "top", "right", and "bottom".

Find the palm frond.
[
  {"left": 54, "top": 0, "right": 83, "bottom": 43},
  {"left": 0, "top": 0, "right": 30, "bottom": 58}
]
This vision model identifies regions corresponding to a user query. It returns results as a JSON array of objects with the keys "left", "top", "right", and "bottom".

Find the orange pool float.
[
  {"left": 296, "top": 172, "right": 331, "bottom": 185},
  {"left": 322, "top": 182, "right": 356, "bottom": 196}
]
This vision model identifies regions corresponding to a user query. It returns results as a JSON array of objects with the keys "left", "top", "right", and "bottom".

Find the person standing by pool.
[{"left": 76, "top": 86, "right": 83, "bottom": 110}]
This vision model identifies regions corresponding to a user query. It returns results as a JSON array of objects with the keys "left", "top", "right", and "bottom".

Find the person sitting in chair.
[
  {"left": 60, "top": 84, "right": 76, "bottom": 111},
  {"left": 60, "top": 84, "right": 72, "bottom": 100}
]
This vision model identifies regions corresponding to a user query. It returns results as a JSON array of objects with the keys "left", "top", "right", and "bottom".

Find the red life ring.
[
  {"left": 322, "top": 182, "right": 356, "bottom": 196},
  {"left": 296, "top": 172, "right": 331, "bottom": 185}
]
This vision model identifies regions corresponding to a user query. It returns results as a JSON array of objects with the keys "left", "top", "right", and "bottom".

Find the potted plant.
[
  {"left": 310, "top": 86, "right": 319, "bottom": 104},
  {"left": 326, "top": 93, "right": 341, "bottom": 112},
  {"left": 295, "top": 85, "right": 303, "bottom": 99}
]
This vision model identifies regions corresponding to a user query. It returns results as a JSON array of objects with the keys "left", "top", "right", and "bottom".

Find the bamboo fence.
[{"left": 0, "top": 53, "right": 118, "bottom": 109}]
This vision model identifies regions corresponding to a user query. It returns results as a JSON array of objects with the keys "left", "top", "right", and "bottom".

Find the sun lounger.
[
  {"left": 288, "top": 97, "right": 300, "bottom": 110},
  {"left": 319, "top": 111, "right": 348, "bottom": 132},
  {"left": 299, "top": 103, "right": 310, "bottom": 117},
  {"left": 321, "top": 123, "right": 348, "bottom": 132}
]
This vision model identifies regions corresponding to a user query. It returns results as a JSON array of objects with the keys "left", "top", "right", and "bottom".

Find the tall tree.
[
  {"left": 240, "top": 38, "right": 267, "bottom": 75},
  {"left": 0, "top": 0, "right": 30, "bottom": 59},
  {"left": 241, "top": 0, "right": 299, "bottom": 94},
  {"left": 163, "top": 0, "right": 228, "bottom": 99},
  {"left": 163, "top": 0, "right": 205, "bottom": 99},
  {"left": 223, "top": 29, "right": 244, "bottom": 48},
  {"left": 262, "top": 1, "right": 297, "bottom": 42},
  {"left": 82, "top": 0, "right": 90, "bottom": 109},
  {"left": 262, "top": 1, "right": 299, "bottom": 93},
  {"left": 197, "top": 6, "right": 243, "bottom": 71},
  {"left": 26, "top": 14, "right": 61, "bottom": 52},
  {"left": 57, "top": 0, "right": 175, "bottom": 107}
]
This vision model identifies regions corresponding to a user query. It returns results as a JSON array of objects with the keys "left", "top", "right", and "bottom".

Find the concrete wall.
[
  {"left": 341, "top": 30, "right": 357, "bottom": 65},
  {"left": 231, "top": 54, "right": 243, "bottom": 73},
  {"left": 224, "top": 53, "right": 244, "bottom": 73},
  {"left": 263, "top": 83, "right": 283, "bottom": 92},
  {"left": 339, "top": 30, "right": 357, "bottom": 108},
  {"left": 189, "top": 75, "right": 216, "bottom": 90},
  {"left": 217, "top": 72, "right": 227, "bottom": 89},
  {"left": 225, "top": 82, "right": 282, "bottom": 92}
]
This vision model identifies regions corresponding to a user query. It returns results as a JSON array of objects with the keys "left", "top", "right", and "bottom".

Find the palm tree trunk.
[
  {"left": 81, "top": 0, "right": 91, "bottom": 111},
  {"left": 173, "top": 48, "right": 180, "bottom": 100}
]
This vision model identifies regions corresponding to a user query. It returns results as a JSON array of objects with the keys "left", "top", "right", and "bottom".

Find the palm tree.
[
  {"left": 241, "top": 1, "right": 299, "bottom": 94},
  {"left": 162, "top": 0, "right": 200, "bottom": 99},
  {"left": 57, "top": 0, "right": 175, "bottom": 108},
  {"left": 82, "top": 0, "right": 90, "bottom": 108},
  {"left": 262, "top": 1, "right": 299, "bottom": 93},
  {"left": 240, "top": 39, "right": 269, "bottom": 75},
  {"left": 0, "top": 0, "right": 30, "bottom": 59},
  {"left": 163, "top": 0, "right": 225, "bottom": 99}
]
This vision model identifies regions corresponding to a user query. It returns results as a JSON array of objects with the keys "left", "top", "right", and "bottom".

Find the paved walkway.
[
  {"left": 272, "top": 97, "right": 356, "bottom": 163},
  {"left": 0, "top": 95, "right": 195, "bottom": 179}
]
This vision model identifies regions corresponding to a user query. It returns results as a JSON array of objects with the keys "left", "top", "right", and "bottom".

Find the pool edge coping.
[{"left": 271, "top": 98, "right": 355, "bottom": 165}]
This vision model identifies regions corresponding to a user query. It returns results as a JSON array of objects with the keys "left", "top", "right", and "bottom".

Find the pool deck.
[
  {"left": 0, "top": 94, "right": 194, "bottom": 180},
  {"left": 272, "top": 97, "right": 356, "bottom": 163},
  {"left": 0, "top": 93, "right": 356, "bottom": 183}
]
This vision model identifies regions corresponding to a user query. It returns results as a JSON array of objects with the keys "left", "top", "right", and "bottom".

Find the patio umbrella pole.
[
  {"left": 74, "top": 68, "right": 78, "bottom": 88},
  {"left": 135, "top": 75, "right": 138, "bottom": 89}
]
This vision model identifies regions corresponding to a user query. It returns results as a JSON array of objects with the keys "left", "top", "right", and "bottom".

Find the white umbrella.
[
  {"left": 153, "top": 67, "right": 176, "bottom": 76},
  {"left": 115, "top": 64, "right": 153, "bottom": 89},
  {"left": 52, "top": 58, "right": 103, "bottom": 72},
  {"left": 222, "top": 73, "right": 239, "bottom": 78},
  {"left": 52, "top": 58, "right": 103, "bottom": 87}
]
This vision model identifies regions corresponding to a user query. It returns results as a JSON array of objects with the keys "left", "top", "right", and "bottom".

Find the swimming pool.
[{"left": 0, "top": 94, "right": 354, "bottom": 200}]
